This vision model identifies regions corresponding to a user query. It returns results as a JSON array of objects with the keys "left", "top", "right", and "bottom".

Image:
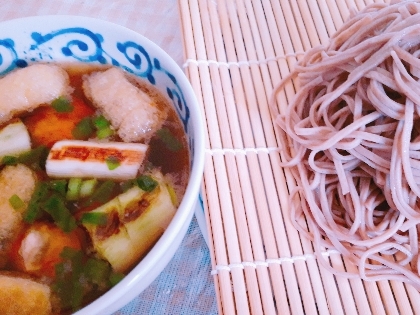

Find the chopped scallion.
[
  {"left": 93, "top": 115, "right": 111, "bottom": 129},
  {"left": 93, "top": 115, "right": 114, "bottom": 139},
  {"left": 166, "top": 184, "right": 178, "bottom": 206},
  {"left": 1, "top": 155, "right": 18, "bottom": 166},
  {"left": 120, "top": 179, "right": 136, "bottom": 192},
  {"left": 49, "top": 179, "right": 67, "bottom": 196},
  {"left": 51, "top": 96, "right": 74, "bottom": 113},
  {"left": 72, "top": 117, "right": 94, "bottom": 140},
  {"left": 24, "top": 182, "right": 49, "bottom": 223},
  {"left": 54, "top": 247, "right": 84, "bottom": 311},
  {"left": 79, "top": 179, "right": 98, "bottom": 198},
  {"left": 59, "top": 246, "right": 82, "bottom": 261},
  {"left": 43, "top": 194, "right": 77, "bottom": 232},
  {"left": 136, "top": 175, "right": 158, "bottom": 192},
  {"left": 84, "top": 258, "right": 111, "bottom": 285},
  {"left": 96, "top": 126, "right": 114, "bottom": 139},
  {"left": 66, "top": 178, "right": 82, "bottom": 201},
  {"left": 17, "top": 146, "right": 49, "bottom": 170},
  {"left": 105, "top": 156, "right": 120, "bottom": 170},
  {"left": 9, "top": 194, "right": 25, "bottom": 211},
  {"left": 53, "top": 247, "right": 118, "bottom": 311},
  {"left": 109, "top": 272, "right": 125, "bottom": 286},
  {"left": 83, "top": 180, "right": 116, "bottom": 206},
  {"left": 80, "top": 212, "right": 108, "bottom": 225}
]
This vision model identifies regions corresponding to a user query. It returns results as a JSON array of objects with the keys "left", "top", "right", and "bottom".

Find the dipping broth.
[{"left": 0, "top": 63, "right": 189, "bottom": 314}]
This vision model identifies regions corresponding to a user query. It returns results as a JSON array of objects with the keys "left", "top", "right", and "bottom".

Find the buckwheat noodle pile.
[{"left": 270, "top": 0, "right": 420, "bottom": 289}]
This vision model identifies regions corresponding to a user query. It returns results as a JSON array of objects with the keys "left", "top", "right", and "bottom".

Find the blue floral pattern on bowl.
[{"left": 0, "top": 26, "right": 192, "bottom": 158}]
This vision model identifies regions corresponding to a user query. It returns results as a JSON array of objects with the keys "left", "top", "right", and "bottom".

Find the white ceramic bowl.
[{"left": 0, "top": 15, "right": 205, "bottom": 314}]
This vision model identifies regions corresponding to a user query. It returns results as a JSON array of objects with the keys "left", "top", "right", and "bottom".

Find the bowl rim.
[{"left": 0, "top": 14, "right": 205, "bottom": 315}]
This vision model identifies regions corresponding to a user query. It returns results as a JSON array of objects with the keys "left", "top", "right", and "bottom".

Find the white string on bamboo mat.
[
  {"left": 182, "top": 51, "right": 305, "bottom": 69},
  {"left": 206, "top": 147, "right": 281, "bottom": 155},
  {"left": 210, "top": 249, "right": 339, "bottom": 275}
]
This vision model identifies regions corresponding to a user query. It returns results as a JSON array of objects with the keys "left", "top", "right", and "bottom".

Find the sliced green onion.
[
  {"left": 84, "top": 258, "right": 111, "bottom": 285},
  {"left": 1, "top": 155, "right": 18, "bottom": 166},
  {"left": 59, "top": 246, "right": 82, "bottom": 261},
  {"left": 166, "top": 184, "right": 178, "bottom": 206},
  {"left": 120, "top": 179, "right": 136, "bottom": 192},
  {"left": 80, "top": 212, "right": 108, "bottom": 225},
  {"left": 51, "top": 96, "right": 74, "bottom": 113},
  {"left": 66, "top": 178, "right": 82, "bottom": 201},
  {"left": 83, "top": 180, "right": 116, "bottom": 206},
  {"left": 93, "top": 115, "right": 111, "bottom": 129},
  {"left": 72, "top": 117, "right": 94, "bottom": 140},
  {"left": 105, "top": 156, "right": 120, "bottom": 170},
  {"left": 156, "top": 127, "right": 183, "bottom": 151},
  {"left": 43, "top": 194, "right": 77, "bottom": 232},
  {"left": 79, "top": 179, "right": 98, "bottom": 198},
  {"left": 53, "top": 262, "right": 71, "bottom": 308},
  {"left": 70, "top": 281, "right": 84, "bottom": 311},
  {"left": 109, "top": 272, "right": 125, "bottom": 286},
  {"left": 17, "top": 146, "right": 49, "bottom": 170},
  {"left": 93, "top": 115, "right": 114, "bottom": 139},
  {"left": 136, "top": 175, "right": 158, "bottom": 192},
  {"left": 54, "top": 247, "right": 84, "bottom": 311},
  {"left": 24, "top": 202, "right": 42, "bottom": 223},
  {"left": 53, "top": 247, "right": 119, "bottom": 311},
  {"left": 49, "top": 179, "right": 67, "bottom": 196},
  {"left": 24, "top": 182, "right": 49, "bottom": 223},
  {"left": 96, "top": 126, "right": 114, "bottom": 139},
  {"left": 9, "top": 194, "right": 25, "bottom": 211}
]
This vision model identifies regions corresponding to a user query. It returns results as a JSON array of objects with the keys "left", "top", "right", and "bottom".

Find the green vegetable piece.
[
  {"left": 1, "top": 155, "right": 17, "bottom": 166},
  {"left": 59, "top": 246, "right": 82, "bottom": 261},
  {"left": 17, "top": 146, "right": 49, "bottom": 170},
  {"left": 43, "top": 194, "right": 77, "bottom": 232},
  {"left": 93, "top": 115, "right": 114, "bottom": 139},
  {"left": 120, "top": 179, "right": 136, "bottom": 192},
  {"left": 70, "top": 281, "right": 84, "bottom": 311},
  {"left": 106, "top": 156, "right": 120, "bottom": 170},
  {"left": 72, "top": 117, "right": 94, "bottom": 140},
  {"left": 51, "top": 96, "right": 74, "bottom": 113},
  {"left": 156, "top": 127, "right": 183, "bottom": 151},
  {"left": 49, "top": 179, "right": 67, "bottom": 196},
  {"left": 54, "top": 261, "right": 65, "bottom": 276},
  {"left": 84, "top": 258, "right": 111, "bottom": 285},
  {"left": 53, "top": 262, "right": 72, "bottom": 309},
  {"left": 80, "top": 212, "right": 108, "bottom": 225},
  {"left": 54, "top": 247, "right": 85, "bottom": 312},
  {"left": 96, "top": 126, "right": 114, "bottom": 139},
  {"left": 109, "top": 272, "right": 125, "bottom": 286},
  {"left": 166, "top": 184, "right": 178, "bottom": 206},
  {"left": 66, "top": 178, "right": 82, "bottom": 201},
  {"left": 80, "top": 179, "right": 98, "bottom": 198},
  {"left": 136, "top": 175, "right": 158, "bottom": 192},
  {"left": 9, "top": 194, "right": 25, "bottom": 211},
  {"left": 54, "top": 247, "right": 116, "bottom": 311},
  {"left": 24, "top": 182, "right": 49, "bottom": 223},
  {"left": 24, "top": 203, "right": 41, "bottom": 223},
  {"left": 93, "top": 115, "right": 111, "bottom": 129},
  {"left": 83, "top": 180, "right": 116, "bottom": 206}
]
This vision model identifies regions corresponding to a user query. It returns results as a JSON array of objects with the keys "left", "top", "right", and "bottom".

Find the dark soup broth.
[{"left": 0, "top": 62, "right": 189, "bottom": 314}]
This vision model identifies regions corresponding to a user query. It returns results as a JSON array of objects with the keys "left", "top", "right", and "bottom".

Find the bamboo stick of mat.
[{"left": 179, "top": 0, "right": 420, "bottom": 314}]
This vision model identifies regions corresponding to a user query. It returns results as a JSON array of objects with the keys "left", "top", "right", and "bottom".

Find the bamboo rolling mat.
[{"left": 179, "top": 0, "right": 420, "bottom": 314}]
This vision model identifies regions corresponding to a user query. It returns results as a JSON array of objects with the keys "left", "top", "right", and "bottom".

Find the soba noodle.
[{"left": 270, "top": 0, "right": 420, "bottom": 289}]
